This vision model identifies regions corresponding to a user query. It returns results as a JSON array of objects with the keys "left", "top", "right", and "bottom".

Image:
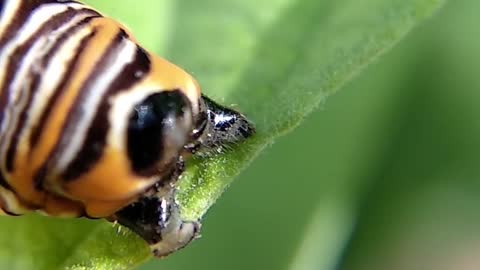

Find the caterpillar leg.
[
  {"left": 113, "top": 184, "right": 201, "bottom": 257},
  {"left": 112, "top": 158, "right": 201, "bottom": 257}
]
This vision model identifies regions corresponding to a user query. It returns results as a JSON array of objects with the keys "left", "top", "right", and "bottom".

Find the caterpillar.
[{"left": 0, "top": 0, "right": 254, "bottom": 257}]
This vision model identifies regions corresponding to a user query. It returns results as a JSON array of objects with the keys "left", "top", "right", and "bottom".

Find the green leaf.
[
  {"left": 83, "top": 0, "right": 174, "bottom": 53},
  {"left": 0, "top": 215, "right": 150, "bottom": 270},
  {"left": 1, "top": 0, "right": 445, "bottom": 269},
  {"left": 171, "top": 0, "right": 446, "bottom": 220}
]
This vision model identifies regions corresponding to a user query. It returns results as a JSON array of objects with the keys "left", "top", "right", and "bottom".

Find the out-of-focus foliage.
[{"left": 3, "top": 0, "right": 475, "bottom": 269}]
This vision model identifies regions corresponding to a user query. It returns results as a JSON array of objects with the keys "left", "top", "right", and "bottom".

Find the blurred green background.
[{"left": 129, "top": 1, "right": 480, "bottom": 269}]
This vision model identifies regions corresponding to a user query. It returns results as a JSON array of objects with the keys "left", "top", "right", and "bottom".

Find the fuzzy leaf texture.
[{"left": 0, "top": 0, "right": 445, "bottom": 269}]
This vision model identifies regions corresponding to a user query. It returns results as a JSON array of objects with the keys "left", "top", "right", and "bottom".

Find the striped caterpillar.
[{"left": 0, "top": 0, "right": 254, "bottom": 257}]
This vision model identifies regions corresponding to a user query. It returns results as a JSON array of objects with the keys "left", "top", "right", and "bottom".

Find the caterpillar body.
[{"left": 0, "top": 0, "right": 254, "bottom": 257}]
